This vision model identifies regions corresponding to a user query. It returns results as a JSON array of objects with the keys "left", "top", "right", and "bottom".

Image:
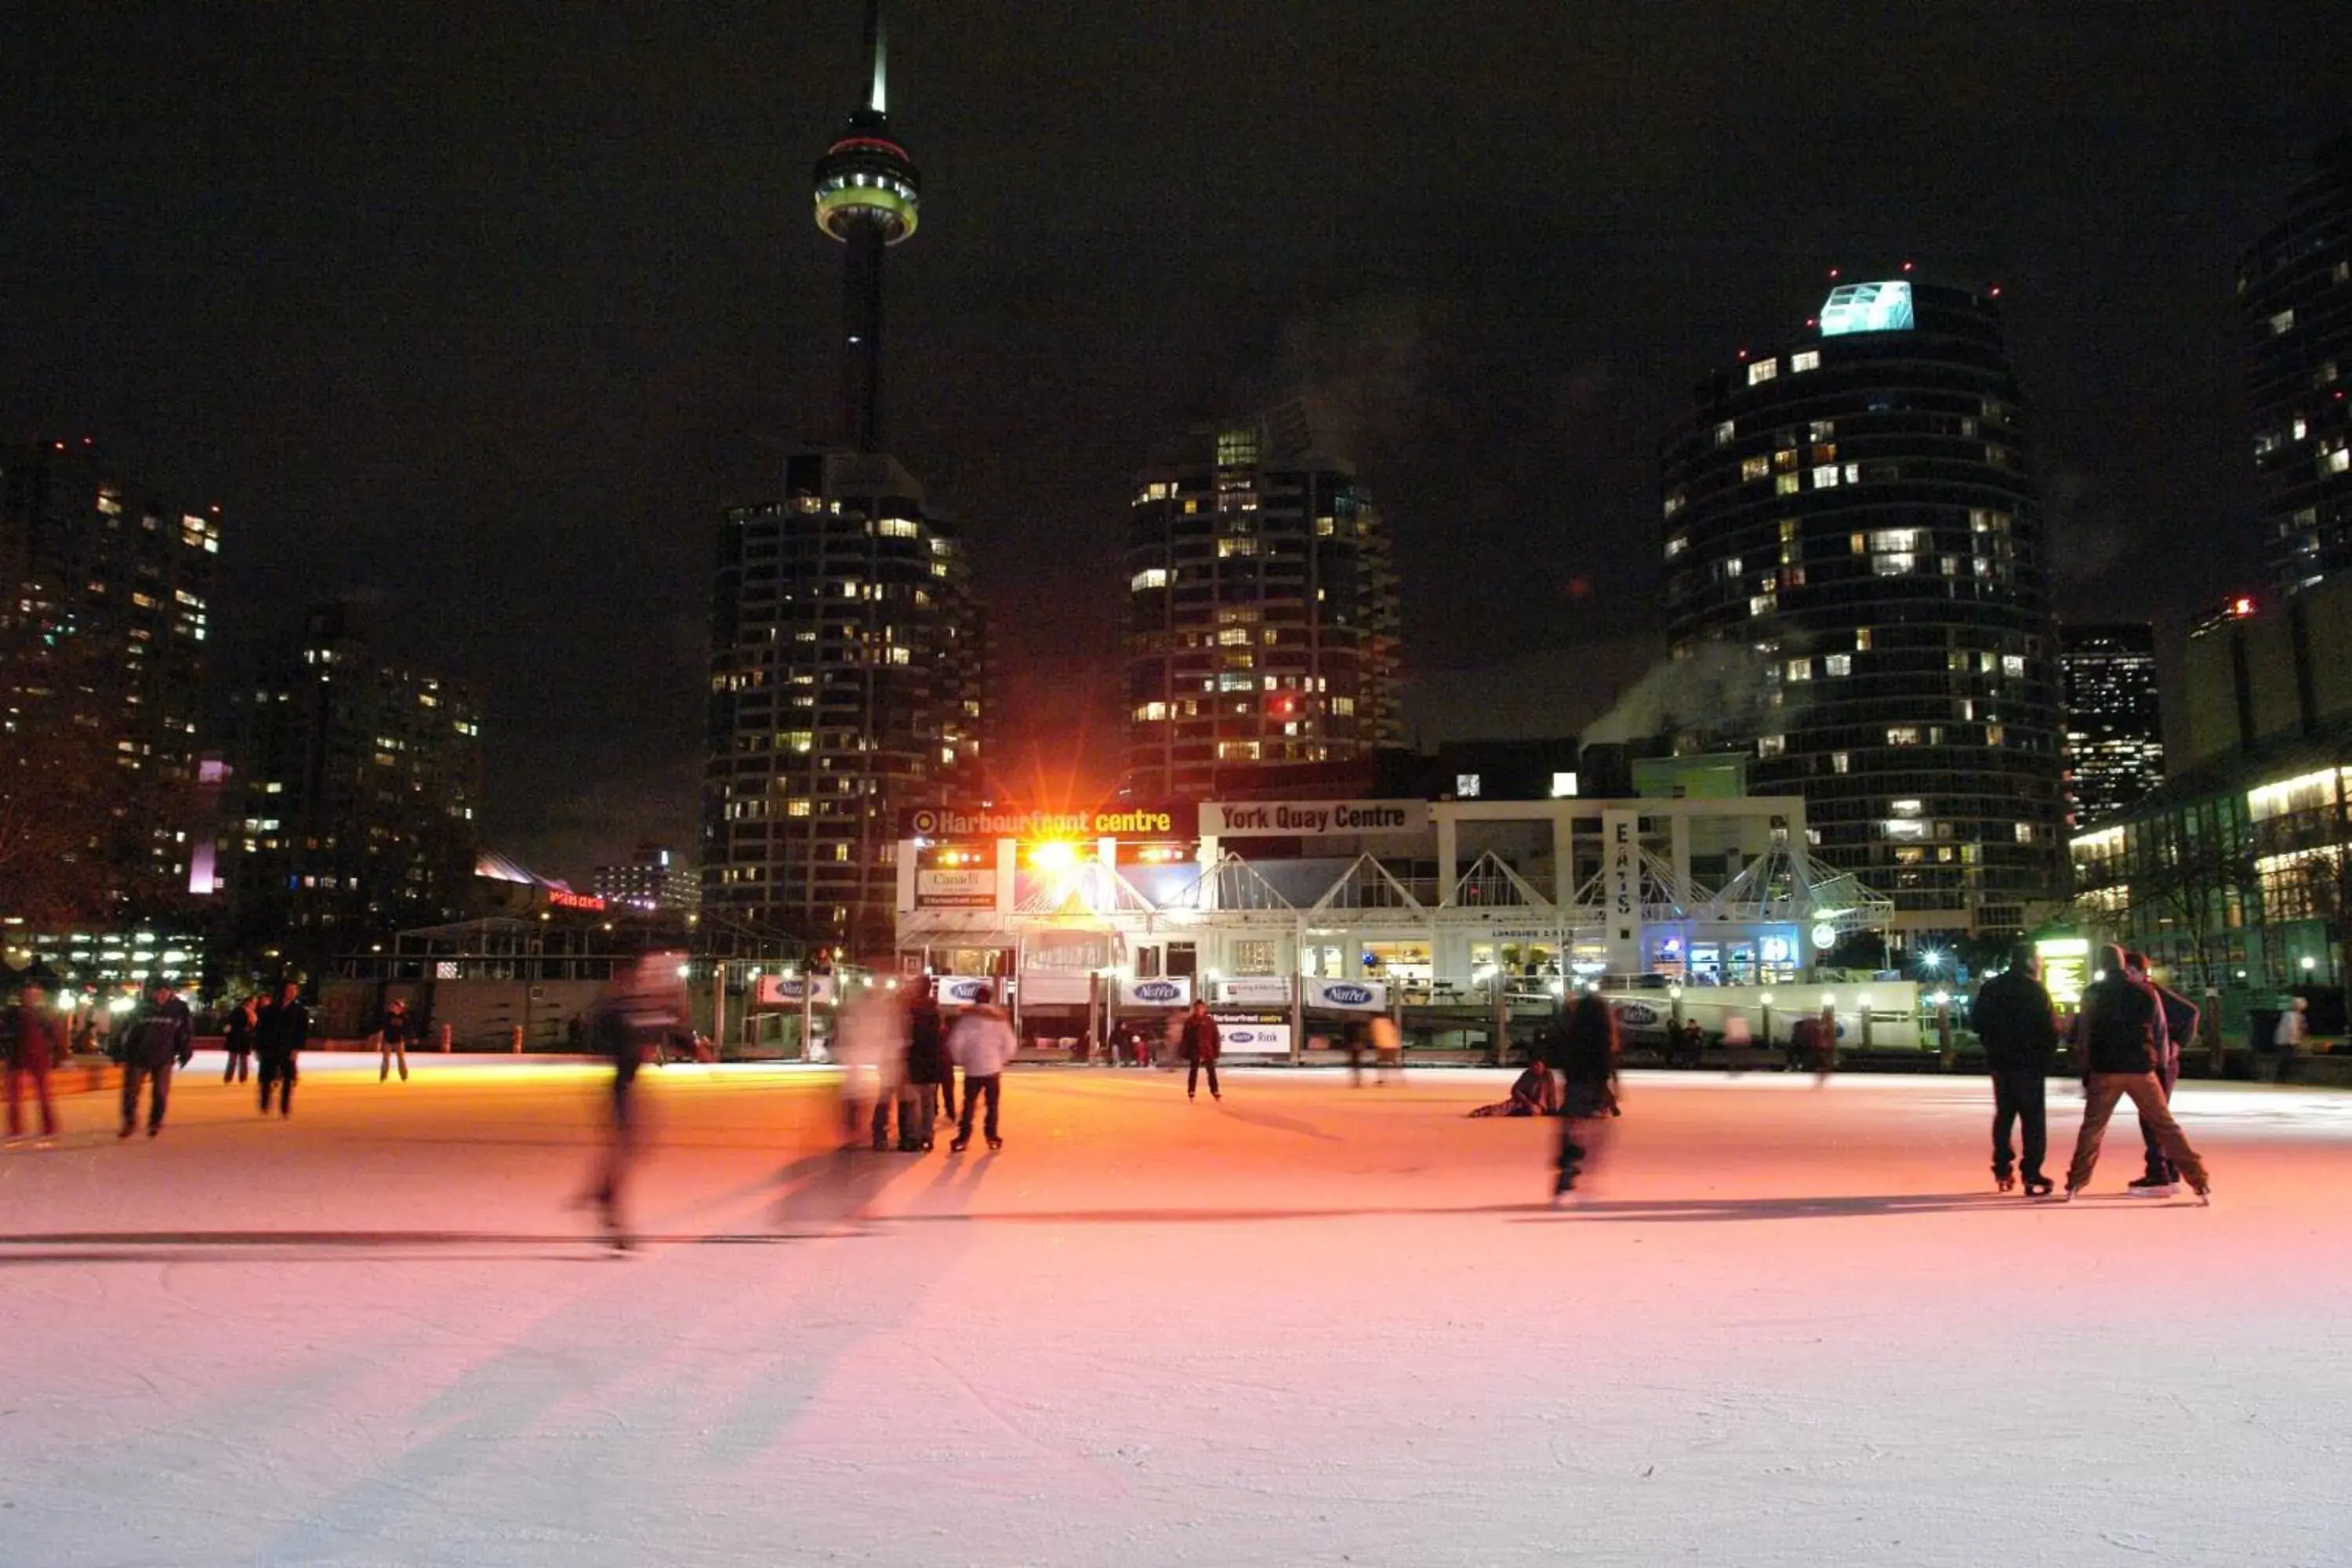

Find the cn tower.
[{"left": 811, "top": 2, "right": 920, "bottom": 454}]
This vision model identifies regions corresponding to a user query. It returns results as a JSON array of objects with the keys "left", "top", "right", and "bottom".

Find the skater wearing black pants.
[
  {"left": 118, "top": 981, "right": 193, "bottom": 1139},
  {"left": 1552, "top": 995, "right": 1621, "bottom": 1199},
  {"left": 377, "top": 998, "right": 414, "bottom": 1083},
  {"left": 222, "top": 995, "right": 258, "bottom": 1083},
  {"left": 946, "top": 986, "right": 1016, "bottom": 1152},
  {"left": 1180, "top": 1000, "right": 1221, "bottom": 1102},
  {"left": 2125, "top": 952, "right": 2197, "bottom": 1196},
  {"left": 1972, "top": 942, "right": 2058, "bottom": 1196},
  {"left": 255, "top": 982, "right": 308, "bottom": 1117}
]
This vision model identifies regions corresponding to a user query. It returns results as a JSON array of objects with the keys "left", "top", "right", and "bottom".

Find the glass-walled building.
[
  {"left": 1122, "top": 401, "right": 1403, "bottom": 799},
  {"left": 1661, "top": 277, "right": 2066, "bottom": 931},
  {"left": 2060, "top": 621, "right": 2165, "bottom": 826},
  {"left": 2242, "top": 133, "right": 2352, "bottom": 594}
]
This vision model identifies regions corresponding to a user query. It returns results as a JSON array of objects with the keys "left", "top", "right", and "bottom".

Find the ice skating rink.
[{"left": 4, "top": 1058, "right": 2348, "bottom": 1566}]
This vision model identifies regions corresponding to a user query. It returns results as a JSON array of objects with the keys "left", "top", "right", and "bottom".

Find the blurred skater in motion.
[
  {"left": 376, "top": 996, "right": 414, "bottom": 1083},
  {"left": 255, "top": 981, "right": 308, "bottom": 1117},
  {"left": 947, "top": 982, "right": 1016, "bottom": 1152},
  {"left": 221, "top": 993, "right": 258, "bottom": 1083},
  {"left": 118, "top": 979, "right": 193, "bottom": 1139},
  {"left": 5, "top": 976, "right": 67, "bottom": 1146},
  {"left": 579, "top": 955, "right": 690, "bottom": 1249},
  {"left": 1804, "top": 1002, "right": 1839, "bottom": 1084},
  {"left": 2063, "top": 944, "right": 2210, "bottom": 1204},
  {"left": 1370, "top": 1011, "right": 1403, "bottom": 1084},
  {"left": 836, "top": 980, "right": 908, "bottom": 1151},
  {"left": 1973, "top": 941, "right": 2058, "bottom": 1196},
  {"left": 902, "top": 979, "right": 949, "bottom": 1152},
  {"left": 1552, "top": 993, "right": 1621, "bottom": 1200}
]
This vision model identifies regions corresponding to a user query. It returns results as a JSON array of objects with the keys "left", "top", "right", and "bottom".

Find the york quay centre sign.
[{"left": 1200, "top": 800, "right": 1429, "bottom": 837}]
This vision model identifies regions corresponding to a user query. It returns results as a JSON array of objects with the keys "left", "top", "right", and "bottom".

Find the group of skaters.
[
  {"left": 1975, "top": 940, "right": 2212, "bottom": 1203},
  {"left": 1, "top": 977, "right": 318, "bottom": 1148},
  {"left": 834, "top": 975, "right": 1019, "bottom": 1153}
]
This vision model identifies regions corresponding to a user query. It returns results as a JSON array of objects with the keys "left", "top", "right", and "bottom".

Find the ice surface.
[{"left": 3, "top": 1058, "right": 2349, "bottom": 1566}]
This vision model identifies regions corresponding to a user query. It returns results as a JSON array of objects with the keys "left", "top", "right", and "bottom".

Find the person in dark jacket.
[
  {"left": 902, "top": 983, "right": 951, "bottom": 1152},
  {"left": 2125, "top": 952, "right": 2198, "bottom": 1196},
  {"left": 222, "top": 994, "right": 259, "bottom": 1083},
  {"left": 255, "top": 982, "right": 309, "bottom": 1117},
  {"left": 1972, "top": 942, "right": 2059, "bottom": 1196},
  {"left": 5, "top": 979, "right": 67, "bottom": 1144},
  {"left": 119, "top": 980, "right": 194, "bottom": 1138},
  {"left": 576, "top": 956, "right": 688, "bottom": 1249},
  {"left": 1552, "top": 995, "right": 1621, "bottom": 1199},
  {"left": 2062, "top": 945, "right": 2211, "bottom": 1202},
  {"left": 1180, "top": 1000, "right": 1221, "bottom": 1102},
  {"left": 377, "top": 997, "right": 414, "bottom": 1083}
]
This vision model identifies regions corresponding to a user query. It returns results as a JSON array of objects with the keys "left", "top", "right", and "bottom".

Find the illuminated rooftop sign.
[{"left": 1819, "top": 280, "right": 1915, "bottom": 336}]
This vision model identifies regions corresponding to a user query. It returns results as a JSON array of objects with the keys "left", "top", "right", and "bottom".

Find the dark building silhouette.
[
  {"left": 1661, "top": 277, "right": 2065, "bottom": 931},
  {"left": 1121, "top": 402, "right": 1403, "bottom": 799},
  {"left": 0, "top": 439, "right": 219, "bottom": 913},
  {"left": 2243, "top": 133, "right": 2352, "bottom": 594},
  {"left": 224, "top": 603, "right": 481, "bottom": 962},
  {"left": 2060, "top": 622, "right": 2165, "bottom": 827},
  {"left": 702, "top": 5, "right": 983, "bottom": 954}
]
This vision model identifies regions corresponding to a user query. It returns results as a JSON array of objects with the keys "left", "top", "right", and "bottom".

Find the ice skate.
[
  {"left": 2125, "top": 1177, "right": 2176, "bottom": 1197},
  {"left": 949, "top": 1136, "right": 969, "bottom": 1152},
  {"left": 1994, "top": 1171, "right": 2015, "bottom": 1192},
  {"left": 986, "top": 1135, "right": 1003, "bottom": 1151},
  {"left": 2194, "top": 1183, "right": 2212, "bottom": 1207},
  {"left": 2022, "top": 1178, "right": 2053, "bottom": 1198}
]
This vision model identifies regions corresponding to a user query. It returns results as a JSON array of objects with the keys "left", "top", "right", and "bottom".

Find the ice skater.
[
  {"left": 255, "top": 981, "right": 308, "bottom": 1117},
  {"left": 376, "top": 997, "right": 414, "bottom": 1083},
  {"left": 118, "top": 979, "right": 193, "bottom": 1138},
  {"left": 836, "top": 981, "right": 908, "bottom": 1151},
  {"left": 221, "top": 993, "right": 257, "bottom": 1083},
  {"left": 1552, "top": 993, "right": 1621, "bottom": 1200},
  {"left": 1179, "top": 998, "right": 1221, "bottom": 1102},
  {"left": 947, "top": 982, "right": 1016, "bottom": 1151},
  {"left": 5, "top": 977, "right": 67, "bottom": 1146},
  {"left": 578, "top": 956, "right": 689, "bottom": 1249},
  {"left": 903, "top": 979, "right": 950, "bottom": 1150},
  {"left": 2125, "top": 952, "right": 2198, "bottom": 1196},
  {"left": 1370, "top": 1012, "right": 1403, "bottom": 1084},
  {"left": 2062, "top": 945, "right": 2211, "bottom": 1203},
  {"left": 1972, "top": 941, "right": 2058, "bottom": 1196}
]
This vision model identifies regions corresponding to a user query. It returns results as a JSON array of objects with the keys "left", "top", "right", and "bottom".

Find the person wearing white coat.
[{"left": 947, "top": 989, "right": 1017, "bottom": 1152}]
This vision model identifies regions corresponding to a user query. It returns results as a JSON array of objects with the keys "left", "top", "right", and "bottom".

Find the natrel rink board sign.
[{"left": 1198, "top": 800, "right": 1429, "bottom": 837}]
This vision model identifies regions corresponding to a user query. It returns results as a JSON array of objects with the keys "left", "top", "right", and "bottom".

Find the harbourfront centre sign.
[
  {"left": 1198, "top": 800, "right": 1428, "bottom": 837},
  {"left": 902, "top": 804, "right": 1195, "bottom": 840}
]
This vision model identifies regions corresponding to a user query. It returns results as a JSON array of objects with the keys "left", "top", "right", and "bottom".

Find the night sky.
[{"left": 6, "top": 4, "right": 2347, "bottom": 879}]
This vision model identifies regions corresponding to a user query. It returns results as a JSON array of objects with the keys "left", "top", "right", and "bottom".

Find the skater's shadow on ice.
[
  {"left": 1519, "top": 1192, "right": 2127, "bottom": 1223},
  {"left": 1210, "top": 1102, "right": 1343, "bottom": 1143}
]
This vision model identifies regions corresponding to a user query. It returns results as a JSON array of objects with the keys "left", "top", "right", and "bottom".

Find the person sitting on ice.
[{"left": 1469, "top": 1053, "right": 1559, "bottom": 1118}]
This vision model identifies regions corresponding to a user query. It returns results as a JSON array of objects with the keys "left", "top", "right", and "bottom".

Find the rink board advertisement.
[
  {"left": 1014, "top": 971, "right": 1094, "bottom": 1007},
  {"left": 935, "top": 975, "right": 1002, "bottom": 1007},
  {"left": 1210, "top": 1017, "right": 1291, "bottom": 1054},
  {"left": 757, "top": 975, "right": 838, "bottom": 1006},
  {"left": 1305, "top": 978, "right": 1388, "bottom": 1012},
  {"left": 1213, "top": 976, "right": 1292, "bottom": 1006}
]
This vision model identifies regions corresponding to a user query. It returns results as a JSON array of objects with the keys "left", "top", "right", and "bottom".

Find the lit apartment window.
[
  {"left": 1550, "top": 771, "right": 1577, "bottom": 798},
  {"left": 1785, "top": 658, "right": 1813, "bottom": 681},
  {"left": 1741, "top": 456, "right": 1771, "bottom": 482},
  {"left": 1887, "top": 727, "right": 1920, "bottom": 746},
  {"left": 2013, "top": 822, "right": 2035, "bottom": 844},
  {"left": 1748, "top": 358, "right": 1779, "bottom": 385},
  {"left": 1130, "top": 567, "right": 1168, "bottom": 591},
  {"left": 1713, "top": 419, "right": 1737, "bottom": 447},
  {"left": 1775, "top": 474, "right": 1800, "bottom": 495},
  {"left": 1831, "top": 752, "right": 1851, "bottom": 774},
  {"left": 1664, "top": 534, "right": 1688, "bottom": 560},
  {"left": 1456, "top": 773, "right": 1482, "bottom": 798},
  {"left": 1813, "top": 466, "right": 1840, "bottom": 489},
  {"left": 1824, "top": 654, "right": 1852, "bottom": 677},
  {"left": 1757, "top": 735, "right": 1785, "bottom": 757},
  {"left": 2268, "top": 309, "right": 2295, "bottom": 336},
  {"left": 2002, "top": 655, "right": 2026, "bottom": 678},
  {"left": 1791, "top": 349, "right": 1820, "bottom": 372}
]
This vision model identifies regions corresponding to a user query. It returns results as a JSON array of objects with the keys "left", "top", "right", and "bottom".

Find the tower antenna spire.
[{"left": 813, "top": 0, "right": 919, "bottom": 452}]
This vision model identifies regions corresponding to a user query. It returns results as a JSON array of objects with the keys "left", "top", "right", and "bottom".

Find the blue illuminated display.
[{"left": 1819, "top": 280, "right": 1915, "bottom": 336}]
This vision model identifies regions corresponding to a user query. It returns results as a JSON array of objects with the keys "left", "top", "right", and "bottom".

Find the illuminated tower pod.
[
  {"left": 812, "top": 1, "right": 918, "bottom": 454},
  {"left": 1660, "top": 278, "right": 2066, "bottom": 931},
  {"left": 1121, "top": 403, "right": 1404, "bottom": 799}
]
